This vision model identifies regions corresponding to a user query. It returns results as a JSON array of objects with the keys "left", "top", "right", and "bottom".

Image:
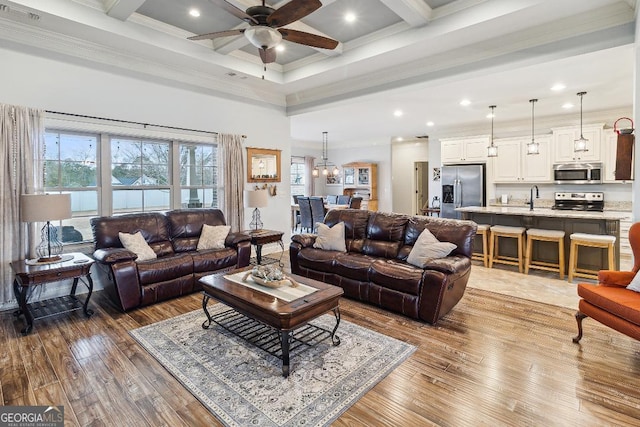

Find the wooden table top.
[{"left": 200, "top": 267, "right": 343, "bottom": 330}]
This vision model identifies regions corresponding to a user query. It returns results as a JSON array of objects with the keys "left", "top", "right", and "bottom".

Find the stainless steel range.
[{"left": 552, "top": 192, "right": 604, "bottom": 212}]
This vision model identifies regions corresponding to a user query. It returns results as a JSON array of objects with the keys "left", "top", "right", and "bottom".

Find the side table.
[
  {"left": 243, "top": 229, "right": 284, "bottom": 265},
  {"left": 10, "top": 252, "right": 95, "bottom": 335}
]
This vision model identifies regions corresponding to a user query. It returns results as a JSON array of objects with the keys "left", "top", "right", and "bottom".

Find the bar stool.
[
  {"left": 568, "top": 233, "right": 616, "bottom": 282},
  {"left": 524, "top": 229, "right": 566, "bottom": 279},
  {"left": 489, "top": 225, "right": 526, "bottom": 273},
  {"left": 472, "top": 224, "right": 490, "bottom": 267}
]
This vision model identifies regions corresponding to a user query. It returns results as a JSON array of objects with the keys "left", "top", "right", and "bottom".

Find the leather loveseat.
[
  {"left": 290, "top": 209, "right": 477, "bottom": 324},
  {"left": 91, "top": 209, "right": 251, "bottom": 311}
]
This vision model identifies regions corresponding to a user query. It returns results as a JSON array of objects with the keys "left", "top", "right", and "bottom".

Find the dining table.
[{"left": 291, "top": 203, "right": 349, "bottom": 231}]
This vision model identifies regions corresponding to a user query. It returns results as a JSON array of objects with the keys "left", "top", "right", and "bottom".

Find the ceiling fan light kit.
[{"left": 188, "top": 0, "right": 338, "bottom": 68}]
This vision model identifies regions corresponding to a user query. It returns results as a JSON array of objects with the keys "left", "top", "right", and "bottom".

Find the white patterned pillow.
[
  {"left": 407, "top": 228, "right": 457, "bottom": 268},
  {"left": 313, "top": 222, "right": 347, "bottom": 252},
  {"left": 118, "top": 231, "right": 157, "bottom": 262},
  {"left": 627, "top": 271, "right": 640, "bottom": 292},
  {"left": 197, "top": 224, "right": 231, "bottom": 251}
]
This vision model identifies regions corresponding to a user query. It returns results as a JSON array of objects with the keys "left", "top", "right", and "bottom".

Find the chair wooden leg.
[
  {"left": 488, "top": 231, "right": 495, "bottom": 268},
  {"left": 558, "top": 238, "right": 565, "bottom": 280},
  {"left": 568, "top": 241, "right": 577, "bottom": 282},
  {"left": 573, "top": 311, "right": 588, "bottom": 343},
  {"left": 482, "top": 231, "right": 489, "bottom": 268},
  {"left": 517, "top": 234, "right": 523, "bottom": 273},
  {"left": 524, "top": 236, "right": 532, "bottom": 275},
  {"left": 608, "top": 244, "right": 615, "bottom": 271}
]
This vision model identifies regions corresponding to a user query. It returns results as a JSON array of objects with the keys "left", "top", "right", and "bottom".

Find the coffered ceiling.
[{"left": 0, "top": 0, "right": 636, "bottom": 143}]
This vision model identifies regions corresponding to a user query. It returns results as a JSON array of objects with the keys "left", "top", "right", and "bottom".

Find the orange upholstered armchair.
[{"left": 573, "top": 222, "right": 640, "bottom": 343}]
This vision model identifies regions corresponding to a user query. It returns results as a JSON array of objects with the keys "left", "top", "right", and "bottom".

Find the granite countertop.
[{"left": 456, "top": 206, "right": 632, "bottom": 220}]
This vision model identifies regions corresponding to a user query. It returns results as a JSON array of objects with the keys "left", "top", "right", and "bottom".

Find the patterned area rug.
[{"left": 130, "top": 305, "right": 416, "bottom": 427}]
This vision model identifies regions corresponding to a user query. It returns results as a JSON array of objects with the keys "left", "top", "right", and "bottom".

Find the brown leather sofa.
[
  {"left": 91, "top": 209, "right": 251, "bottom": 311},
  {"left": 290, "top": 209, "right": 477, "bottom": 324}
]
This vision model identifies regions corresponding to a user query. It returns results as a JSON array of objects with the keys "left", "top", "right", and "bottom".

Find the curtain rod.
[{"left": 45, "top": 110, "right": 247, "bottom": 139}]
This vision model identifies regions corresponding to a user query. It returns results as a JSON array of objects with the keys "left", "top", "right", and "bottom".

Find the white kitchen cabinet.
[
  {"left": 492, "top": 136, "right": 552, "bottom": 183},
  {"left": 440, "top": 136, "right": 489, "bottom": 163},
  {"left": 552, "top": 125, "right": 602, "bottom": 162},
  {"left": 603, "top": 129, "right": 634, "bottom": 183}
]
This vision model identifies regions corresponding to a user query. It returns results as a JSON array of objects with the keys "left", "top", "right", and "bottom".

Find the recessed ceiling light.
[
  {"left": 189, "top": 8, "right": 200, "bottom": 18},
  {"left": 275, "top": 44, "right": 285, "bottom": 52},
  {"left": 393, "top": 110, "right": 403, "bottom": 117},
  {"left": 426, "top": 121, "right": 434, "bottom": 127},
  {"left": 460, "top": 99, "right": 471, "bottom": 106},
  {"left": 345, "top": 12, "right": 356, "bottom": 23},
  {"left": 396, "top": 137, "right": 404, "bottom": 141},
  {"left": 551, "top": 83, "right": 566, "bottom": 91},
  {"left": 562, "top": 103, "right": 574, "bottom": 109}
]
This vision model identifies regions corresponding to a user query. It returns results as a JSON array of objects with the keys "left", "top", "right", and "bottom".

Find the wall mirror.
[{"left": 246, "top": 147, "right": 281, "bottom": 182}]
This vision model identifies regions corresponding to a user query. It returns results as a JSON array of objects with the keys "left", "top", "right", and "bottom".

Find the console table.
[
  {"left": 11, "top": 252, "right": 95, "bottom": 335},
  {"left": 243, "top": 229, "right": 284, "bottom": 265}
]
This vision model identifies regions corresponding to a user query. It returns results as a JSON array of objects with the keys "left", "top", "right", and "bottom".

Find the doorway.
[{"left": 415, "top": 161, "right": 429, "bottom": 215}]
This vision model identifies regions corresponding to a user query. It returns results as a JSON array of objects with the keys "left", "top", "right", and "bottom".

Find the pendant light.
[
  {"left": 574, "top": 91, "right": 589, "bottom": 152},
  {"left": 313, "top": 131, "right": 339, "bottom": 178},
  {"left": 526, "top": 99, "right": 539, "bottom": 155},
  {"left": 487, "top": 105, "right": 498, "bottom": 157}
]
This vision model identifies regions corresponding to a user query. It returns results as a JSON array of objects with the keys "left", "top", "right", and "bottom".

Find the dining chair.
[
  {"left": 326, "top": 195, "right": 338, "bottom": 204},
  {"left": 309, "top": 196, "right": 326, "bottom": 232},
  {"left": 337, "top": 195, "right": 350, "bottom": 205},
  {"left": 349, "top": 197, "right": 363, "bottom": 209},
  {"left": 297, "top": 197, "right": 313, "bottom": 233}
]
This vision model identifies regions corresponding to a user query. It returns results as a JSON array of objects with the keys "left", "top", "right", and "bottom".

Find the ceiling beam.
[
  {"left": 380, "top": 0, "right": 432, "bottom": 27},
  {"left": 105, "top": 0, "right": 145, "bottom": 21}
]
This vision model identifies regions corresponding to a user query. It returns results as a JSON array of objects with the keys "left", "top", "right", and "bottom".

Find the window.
[
  {"left": 43, "top": 124, "right": 218, "bottom": 245},
  {"left": 291, "top": 156, "right": 305, "bottom": 198},
  {"left": 44, "top": 131, "right": 98, "bottom": 244},
  {"left": 111, "top": 137, "right": 170, "bottom": 214},
  {"left": 179, "top": 143, "right": 218, "bottom": 208}
]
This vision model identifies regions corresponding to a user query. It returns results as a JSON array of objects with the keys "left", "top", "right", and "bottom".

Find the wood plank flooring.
[{"left": 1, "top": 282, "right": 639, "bottom": 426}]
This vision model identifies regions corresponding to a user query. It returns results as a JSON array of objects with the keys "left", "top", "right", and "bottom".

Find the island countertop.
[{"left": 456, "top": 206, "right": 631, "bottom": 221}]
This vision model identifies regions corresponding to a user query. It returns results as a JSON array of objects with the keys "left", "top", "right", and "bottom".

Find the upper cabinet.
[
  {"left": 552, "top": 124, "right": 603, "bottom": 162},
  {"left": 440, "top": 136, "right": 490, "bottom": 164},
  {"left": 492, "top": 136, "right": 552, "bottom": 183}
]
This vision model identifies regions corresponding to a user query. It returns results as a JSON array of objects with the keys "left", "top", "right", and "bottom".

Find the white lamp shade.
[
  {"left": 20, "top": 194, "right": 71, "bottom": 222},
  {"left": 244, "top": 27, "right": 282, "bottom": 49},
  {"left": 245, "top": 190, "right": 268, "bottom": 208}
]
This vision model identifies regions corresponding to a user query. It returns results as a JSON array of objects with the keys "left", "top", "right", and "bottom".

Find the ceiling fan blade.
[
  {"left": 267, "top": 0, "right": 322, "bottom": 27},
  {"left": 188, "top": 29, "right": 245, "bottom": 41},
  {"left": 259, "top": 47, "right": 277, "bottom": 64},
  {"left": 209, "top": 0, "right": 258, "bottom": 24},
  {"left": 279, "top": 28, "right": 339, "bottom": 50}
]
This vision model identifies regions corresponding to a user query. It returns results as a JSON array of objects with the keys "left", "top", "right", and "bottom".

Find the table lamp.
[
  {"left": 20, "top": 193, "right": 72, "bottom": 262},
  {"left": 245, "top": 190, "right": 268, "bottom": 231}
]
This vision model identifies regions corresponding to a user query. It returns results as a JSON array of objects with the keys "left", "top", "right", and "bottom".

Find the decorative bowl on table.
[{"left": 242, "top": 265, "right": 298, "bottom": 288}]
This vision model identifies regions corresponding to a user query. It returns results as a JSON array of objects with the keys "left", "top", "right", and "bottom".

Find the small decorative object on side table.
[
  {"left": 242, "top": 229, "right": 284, "bottom": 265},
  {"left": 10, "top": 252, "right": 95, "bottom": 335}
]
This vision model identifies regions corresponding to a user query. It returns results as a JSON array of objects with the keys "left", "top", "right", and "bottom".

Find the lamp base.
[{"left": 249, "top": 208, "right": 264, "bottom": 231}]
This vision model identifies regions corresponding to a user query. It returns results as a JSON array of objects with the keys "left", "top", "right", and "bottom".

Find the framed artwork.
[
  {"left": 433, "top": 167, "right": 441, "bottom": 181},
  {"left": 326, "top": 174, "right": 342, "bottom": 185}
]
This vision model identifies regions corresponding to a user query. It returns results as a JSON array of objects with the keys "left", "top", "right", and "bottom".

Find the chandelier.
[{"left": 312, "top": 131, "right": 339, "bottom": 177}]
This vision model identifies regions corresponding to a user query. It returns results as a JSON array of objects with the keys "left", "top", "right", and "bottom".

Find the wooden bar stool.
[
  {"left": 524, "top": 229, "right": 566, "bottom": 279},
  {"left": 568, "top": 233, "right": 616, "bottom": 282},
  {"left": 489, "top": 225, "right": 526, "bottom": 273},
  {"left": 472, "top": 224, "right": 490, "bottom": 267}
]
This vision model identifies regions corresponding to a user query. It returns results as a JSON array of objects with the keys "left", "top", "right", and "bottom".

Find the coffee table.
[{"left": 199, "top": 268, "right": 344, "bottom": 377}]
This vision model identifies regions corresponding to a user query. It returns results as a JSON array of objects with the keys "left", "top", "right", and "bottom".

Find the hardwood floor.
[{"left": 2, "top": 279, "right": 639, "bottom": 426}]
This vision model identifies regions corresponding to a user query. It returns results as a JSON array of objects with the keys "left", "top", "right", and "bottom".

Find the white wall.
[{"left": 391, "top": 139, "right": 429, "bottom": 215}]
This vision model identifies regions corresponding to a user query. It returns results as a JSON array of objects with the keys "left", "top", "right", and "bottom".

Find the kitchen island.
[{"left": 457, "top": 206, "right": 631, "bottom": 271}]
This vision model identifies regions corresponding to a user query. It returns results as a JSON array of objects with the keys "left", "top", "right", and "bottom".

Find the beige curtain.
[
  {"left": 304, "top": 155, "right": 315, "bottom": 196},
  {"left": 1, "top": 104, "right": 44, "bottom": 305},
  {"left": 219, "top": 133, "right": 244, "bottom": 232}
]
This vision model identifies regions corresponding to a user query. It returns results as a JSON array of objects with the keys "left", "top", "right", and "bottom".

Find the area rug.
[{"left": 130, "top": 305, "right": 416, "bottom": 427}]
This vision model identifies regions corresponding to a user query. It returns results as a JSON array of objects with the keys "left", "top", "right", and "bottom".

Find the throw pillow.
[
  {"left": 627, "top": 271, "right": 640, "bottom": 292},
  {"left": 407, "top": 228, "right": 457, "bottom": 268},
  {"left": 313, "top": 222, "right": 347, "bottom": 252},
  {"left": 118, "top": 231, "right": 157, "bottom": 262},
  {"left": 197, "top": 224, "right": 231, "bottom": 251}
]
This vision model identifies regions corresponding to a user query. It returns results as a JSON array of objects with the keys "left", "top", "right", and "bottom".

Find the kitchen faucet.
[{"left": 527, "top": 185, "right": 539, "bottom": 211}]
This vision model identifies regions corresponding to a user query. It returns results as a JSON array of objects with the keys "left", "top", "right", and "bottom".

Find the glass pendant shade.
[
  {"left": 486, "top": 105, "right": 498, "bottom": 157},
  {"left": 527, "top": 98, "right": 539, "bottom": 155},
  {"left": 574, "top": 91, "right": 589, "bottom": 153},
  {"left": 312, "top": 167, "right": 319, "bottom": 177},
  {"left": 332, "top": 165, "right": 340, "bottom": 176}
]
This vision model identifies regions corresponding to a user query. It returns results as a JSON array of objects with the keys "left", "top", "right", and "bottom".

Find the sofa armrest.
[
  {"left": 225, "top": 231, "right": 252, "bottom": 248},
  {"left": 291, "top": 233, "right": 317, "bottom": 248},
  {"left": 93, "top": 248, "right": 137, "bottom": 264},
  {"left": 420, "top": 255, "right": 470, "bottom": 275},
  {"left": 598, "top": 270, "right": 636, "bottom": 287}
]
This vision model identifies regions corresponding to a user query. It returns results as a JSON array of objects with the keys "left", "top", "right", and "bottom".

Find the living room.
[{"left": 1, "top": 1, "right": 640, "bottom": 426}]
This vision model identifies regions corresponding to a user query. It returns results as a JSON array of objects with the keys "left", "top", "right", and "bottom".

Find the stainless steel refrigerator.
[{"left": 441, "top": 164, "right": 485, "bottom": 219}]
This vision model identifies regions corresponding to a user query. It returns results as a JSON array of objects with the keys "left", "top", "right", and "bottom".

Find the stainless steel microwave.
[{"left": 553, "top": 162, "right": 602, "bottom": 184}]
